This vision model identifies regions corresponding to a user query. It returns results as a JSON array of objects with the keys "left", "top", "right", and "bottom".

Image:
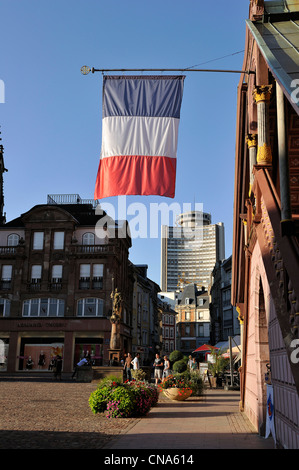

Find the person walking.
[
  {"left": 153, "top": 353, "right": 163, "bottom": 385},
  {"left": 163, "top": 355, "right": 170, "bottom": 378},
  {"left": 131, "top": 353, "right": 140, "bottom": 371},
  {"left": 124, "top": 353, "right": 132, "bottom": 381},
  {"left": 53, "top": 355, "right": 63, "bottom": 380}
]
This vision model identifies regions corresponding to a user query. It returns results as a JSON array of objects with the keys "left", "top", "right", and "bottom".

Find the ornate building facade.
[
  {"left": 232, "top": 0, "right": 299, "bottom": 448},
  {"left": 0, "top": 194, "right": 133, "bottom": 375},
  {"left": 175, "top": 284, "right": 210, "bottom": 355}
]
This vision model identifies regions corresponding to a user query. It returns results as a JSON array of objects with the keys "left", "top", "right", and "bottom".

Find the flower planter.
[{"left": 163, "top": 388, "right": 192, "bottom": 401}]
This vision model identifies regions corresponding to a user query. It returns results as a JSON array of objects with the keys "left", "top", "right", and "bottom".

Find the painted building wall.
[{"left": 244, "top": 242, "right": 299, "bottom": 447}]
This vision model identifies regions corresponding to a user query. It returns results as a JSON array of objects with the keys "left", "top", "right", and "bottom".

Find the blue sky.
[{"left": 0, "top": 0, "right": 250, "bottom": 287}]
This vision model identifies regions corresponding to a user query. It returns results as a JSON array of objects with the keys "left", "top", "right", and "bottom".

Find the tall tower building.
[{"left": 161, "top": 211, "right": 225, "bottom": 292}]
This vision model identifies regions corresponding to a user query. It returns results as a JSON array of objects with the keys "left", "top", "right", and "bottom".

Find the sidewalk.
[{"left": 104, "top": 388, "right": 275, "bottom": 450}]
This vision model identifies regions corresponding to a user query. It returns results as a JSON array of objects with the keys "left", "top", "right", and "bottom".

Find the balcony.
[
  {"left": 70, "top": 244, "right": 115, "bottom": 257},
  {"left": 0, "top": 280, "right": 12, "bottom": 290},
  {"left": 0, "top": 247, "right": 17, "bottom": 255},
  {"left": 49, "top": 278, "right": 63, "bottom": 292},
  {"left": 79, "top": 277, "right": 103, "bottom": 290}
]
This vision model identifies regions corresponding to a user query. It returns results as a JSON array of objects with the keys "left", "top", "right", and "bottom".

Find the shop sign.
[{"left": 17, "top": 321, "right": 67, "bottom": 329}]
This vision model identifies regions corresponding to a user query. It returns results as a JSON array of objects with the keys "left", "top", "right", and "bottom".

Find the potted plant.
[
  {"left": 208, "top": 349, "right": 229, "bottom": 387},
  {"left": 158, "top": 373, "right": 193, "bottom": 401}
]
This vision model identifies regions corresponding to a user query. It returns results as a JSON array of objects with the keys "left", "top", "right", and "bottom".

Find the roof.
[
  {"left": 178, "top": 283, "right": 208, "bottom": 307},
  {"left": 246, "top": 3, "right": 299, "bottom": 114},
  {"left": 264, "top": 0, "right": 299, "bottom": 15}
]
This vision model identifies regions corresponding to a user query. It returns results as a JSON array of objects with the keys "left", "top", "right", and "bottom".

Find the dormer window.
[{"left": 7, "top": 234, "right": 20, "bottom": 246}]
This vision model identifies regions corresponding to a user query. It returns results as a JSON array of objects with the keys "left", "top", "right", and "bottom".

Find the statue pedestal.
[{"left": 108, "top": 349, "right": 121, "bottom": 365}]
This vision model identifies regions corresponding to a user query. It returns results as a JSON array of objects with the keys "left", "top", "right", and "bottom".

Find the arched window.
[
  {"left": 7, "top": 234, "right": 20, "bottom": 246},
  {"left": 82, "top": 232, "right": 95, "bottom": 245},
  {"left": 77, "top": 298, "right": 104, "bottom": 317}
]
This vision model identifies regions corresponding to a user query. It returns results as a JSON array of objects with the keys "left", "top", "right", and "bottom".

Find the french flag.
[{"left": 94, "top": 75, "right": 185, "bottom": 199}]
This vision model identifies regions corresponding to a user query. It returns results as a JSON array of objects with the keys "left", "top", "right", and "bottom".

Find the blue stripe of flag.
[{"left": 102, "top": 75, "right": 185, "bottom": 119}]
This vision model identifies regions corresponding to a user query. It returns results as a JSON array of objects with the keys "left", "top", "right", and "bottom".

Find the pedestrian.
[
  {"left": 163, "top": 355, "right": 170, "bottom": 378},
  {"left": 124, "top": 353, "right": 132, "bottom": 381},
  {"left": 131, "top": 353, "right": 140, "bottom": 370},
  {"left": 153, "top": 353, "right": 163, "bottom": 385},
  {"left": 53, "top": 355, "right": 63, "bottom": 380},
  {"left": 188, "top": 355, "right": 193, "bottom": 370},
  {"left": 191, "top": 357, "right": 198, "bottom": 371},
  {"left": 71, "top": 356, "right": 89, "bottom": 379}
]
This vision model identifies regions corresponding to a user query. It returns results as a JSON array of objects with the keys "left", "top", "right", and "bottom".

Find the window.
[
  {"left": 82, "top": 233, "right": 95, "bottom": 245},
  {"left": 77, "top": 298, "right": 104, "bottom": 317},
  {"left": 0, "top": 298, "right": 11, "bottom": 316},
  {"left": 142, "top": 330, "right": 148, "bottom": 345},
  {"left": 33, "top": 232, "right": 44, "bottom": 250},
  {"left": 92, "top": 264, "right": 103, "bottom": 289},
  {"left": 80, "top": 264, "right": 103, "bottom": 289},
  {"left": 1, "top": 265, "right": 12, "bottom": 290},
  {"left": 185, "top": 310, "right": 190, "bottom": 321},
  {"left": 31, "top": 265, "right": 42, "bottom": 282},
  {"left": 52, "top": 265, "right": 62, "bottom": 281},
  {"left": 7, "top": 234, "right": 19, "bottom": 246},
  {"left": 23, "top": 298, "right": 64, "bottom": 317},
  {"left": 53, "top": 232, "right": 64, "bottom": 250},
  {"left": 79, "top": 264, "right": 90, "bottom": 289}
]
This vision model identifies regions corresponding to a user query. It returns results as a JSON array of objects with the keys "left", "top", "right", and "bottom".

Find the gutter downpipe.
[{"left": 276, "top": 82, "right": 294, "bottom": 236}]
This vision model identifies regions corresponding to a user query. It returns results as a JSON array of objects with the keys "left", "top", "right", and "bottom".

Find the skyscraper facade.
[{"left": 161, "top": 211, "right": 225, "bottom": 292}]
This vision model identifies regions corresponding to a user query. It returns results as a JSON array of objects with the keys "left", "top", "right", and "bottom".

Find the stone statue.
[{"left": 110, "top": 288, "right": 122, "bottom": 350}]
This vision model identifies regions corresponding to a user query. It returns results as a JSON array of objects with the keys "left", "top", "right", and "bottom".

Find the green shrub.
[
  {"left": 89, "top": 386, "right": 112, "bottom": 414},
  {"left": 96, "top": 375, "right": 123, "bottom": 388},
  {"left": 169, "top": 350, "right": 183, "bottom": 363},
  {"left": 172, "top": 359, "right": 187, "bottom": 373},
  {"left": 89, "top": 379, "right": 158, "bottom": 418},
  {"left": 131, "top": 369, "right": 146, "bottom": 381},
  {"left": 109, "top": 386, "right": 136, "bottom": 417},
  {"left": 189, "top": 371, "right": 204, "bottom": 396}
]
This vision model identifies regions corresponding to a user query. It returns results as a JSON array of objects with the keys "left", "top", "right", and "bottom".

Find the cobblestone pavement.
[
  {"left": 0, "top": 380, "right": 275, "bottom": 451},
  {"left": 0, "top": 379, "right": 138, "bottom": 449}
]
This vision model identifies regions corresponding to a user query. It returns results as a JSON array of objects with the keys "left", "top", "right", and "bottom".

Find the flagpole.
[{"left": 80, "top": 66, "right": 254, "bottom": 75}]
